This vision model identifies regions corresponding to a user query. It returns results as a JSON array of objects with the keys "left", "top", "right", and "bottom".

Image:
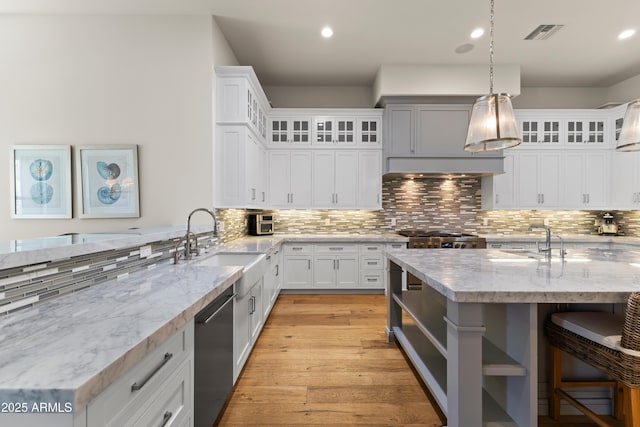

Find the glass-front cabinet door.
[
  {"left": 314, "top": 117, "right": 356, "bottom": 144},
  {"left": 565, "top": 119, "right": 606, "bottom": 145},
  {"left": 358, "top": 118, "right": 381, "bottom": 145},
  {"left": 519, "top": 119, "right": 561, "bottom": 145},
  {"left": 270, "top": 117, "right": 311, "bottom": 145}
]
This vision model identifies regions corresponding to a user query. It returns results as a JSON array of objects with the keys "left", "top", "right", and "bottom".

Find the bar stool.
[{"left": 545, "top": 293, "right": 640, "bottom": 427}]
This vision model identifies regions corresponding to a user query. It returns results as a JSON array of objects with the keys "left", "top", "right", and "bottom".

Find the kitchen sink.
[{"left": 193, "top": 252, "right": 267, "bottom": 295}]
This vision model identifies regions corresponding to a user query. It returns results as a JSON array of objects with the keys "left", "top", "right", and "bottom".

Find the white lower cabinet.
[
  {"left": 262, "top": 248, "right": 282, "bottom": 319},
  {"left": 282, "top": 244, "right": 314, "bottom": 289},
  {"left": 87, "top": 319, "right": 194, "bottom": 427},
  {"left": 233, "top": 276, "right": 263, "bottom": 383},
  {"left": 313, "top": 244, "right": 359, "bottom": 288},
  {"left": 282, "top": 242, "right": 395, "bottom": 290}
]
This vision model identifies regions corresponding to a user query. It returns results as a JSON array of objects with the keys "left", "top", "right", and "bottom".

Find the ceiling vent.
[{"left": 524, "top": 25, "right": 564, "bottom": 40}]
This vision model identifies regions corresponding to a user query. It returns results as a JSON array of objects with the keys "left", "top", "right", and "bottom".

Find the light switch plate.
[{"left": 140, "top": 245, "right": 152, "bottom": 258}]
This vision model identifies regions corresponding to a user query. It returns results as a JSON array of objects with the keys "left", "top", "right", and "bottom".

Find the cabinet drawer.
[
  {"left": 360, "top": 272, "right": 384, "bottom": 288},
  {"left": 132, "top": 356, "right": 192, "bottom": 427},
  {"left": 360, "top": 244, "right": 383, "bottom": 252},
  {"left": 386, "top": 242, "right": 407, "bottom": 250},
  {"left": 87, "top": 319, "right": 194, "bottom": 427},
  {"left": 360, "top": 255, "right": 384, "bottom": 270},
  {"left": 284, "top": 244, "right": 313, "bottom": 255},
  {"left": 314, "top": 243, "right": 358, "bottom": 253}
]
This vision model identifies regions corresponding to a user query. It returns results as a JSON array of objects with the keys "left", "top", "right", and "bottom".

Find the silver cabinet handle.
[
  {"left": 249, "top": 295, "right": 256, "bottom": 315},
  {"left": 329, "top": 247, "right": 344, "bottom": 251},
  {"left": 262, "top": 191, "right": 265, "bottom": 202},
  {"left": 308, "top": 259, "right": 311, "bottom": 269},
  {"left": 335, "top": 193, "right": 338, "bottom": 204},
  {"left": 333, "top": 259, "right": 336, "bottom": 269},
  {"left": 275, "top": 264, "right": 279, "bottom": 277},
  {"left": 587, "top": 193, "right": 590, "bottom": 203},
  {"left": 251, "top": 188, "right": 256, "bottom": 200},
  {"left": 131, "top": 352, "right": 173, "bottom": 392},
  {"left": 290, "top": 193, "right": 294, "bottom": 204},
  {"left": 292, "top": 246, "right": 303, "bottom": 251},
  {"left": 495, "top": 194, "right": 499, "bottom": 204},
  {"left": 336, "top": 259, "right": 340, "bottom": 269}
]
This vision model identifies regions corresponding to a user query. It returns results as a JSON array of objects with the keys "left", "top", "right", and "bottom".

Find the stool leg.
[
  {"left": 615, "top": 382, "right": 625, "bottom": 420},
  {"left": 550, "top": 345, "right": 562, "bottom": 420},
  {"left": 626, "top": 387, "right": 640, "bottom": 427}
]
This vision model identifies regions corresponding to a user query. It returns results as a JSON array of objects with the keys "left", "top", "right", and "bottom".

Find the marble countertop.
[
  {"left": 482, "top": 233, "right": 640, "bottom": 245},
  {"left": 386, "top": 248, "right": 640, "bottom": 304},
  {"left": 0, "top": 231, "right": 406, "bottom": 414},
  {"left": 0, "top": 257, "right": 242, "bottom": 412}
]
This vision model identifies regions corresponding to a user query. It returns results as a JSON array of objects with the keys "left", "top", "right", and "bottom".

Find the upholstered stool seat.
[{"left": 546, "top": 293, "right": 640, "bottom": 427}]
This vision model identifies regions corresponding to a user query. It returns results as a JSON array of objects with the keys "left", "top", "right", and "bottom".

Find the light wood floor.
[{"left": 216, "top": 294, "right": 616, "bottom": 427}]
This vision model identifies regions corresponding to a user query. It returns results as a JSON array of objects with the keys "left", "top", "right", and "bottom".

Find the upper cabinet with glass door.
[
  {"left": 515, "top": 109, "right": 610, "bottom": 149},
  {"left": 270, "top": 117, "right": 312, "bottom": 145},
  {"left": 314, "top": 117, "right": 357, "bottom": 145}
]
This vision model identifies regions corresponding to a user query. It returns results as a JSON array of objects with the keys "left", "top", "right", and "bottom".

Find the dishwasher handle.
[{"left": 197, "top": 292, "right": 237, "bottom": 325}]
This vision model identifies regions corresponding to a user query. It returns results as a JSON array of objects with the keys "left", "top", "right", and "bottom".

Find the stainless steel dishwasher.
[{"left": 194, "top": 285, "right": 235, "bottom": 427}]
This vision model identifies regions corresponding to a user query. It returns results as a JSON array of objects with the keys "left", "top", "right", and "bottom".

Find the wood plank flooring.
[
  {"left": 217, "top": 294, "right": 443, "bottom": 426},
  {"left": 216, "top": 294, "right": 616, "bottom": 427}
]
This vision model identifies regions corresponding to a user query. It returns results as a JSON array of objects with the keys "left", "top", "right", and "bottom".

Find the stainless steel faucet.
[
  {"left": 174, "top": 208, "right": 218, "bottom": 264},
  {"left": 528, "top": 223, "right": 551, "bottom": 254},
  {"left": 551, "top": 234, "right": 566, "bottom": 259}
]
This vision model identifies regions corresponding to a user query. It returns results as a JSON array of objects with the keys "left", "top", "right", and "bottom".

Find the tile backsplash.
[{"left": 222, "top": 176, "right": 640, "bottom": 237}]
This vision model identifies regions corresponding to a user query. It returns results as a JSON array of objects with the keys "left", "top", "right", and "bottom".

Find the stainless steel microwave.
[{"left": 248, "top": 214, "right": 274, "bottom": 235}]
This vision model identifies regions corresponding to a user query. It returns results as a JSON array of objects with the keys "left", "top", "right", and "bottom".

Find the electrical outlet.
[
  {"left": 390, "top": 218, "right": 397, "bottom": 227},
  {"left": 482, "top": 218, "right": 489, "bottom": 226},
  {"left": 325, "top": 218, "right": 331, "bottom": 226},
  {"left": 543, "top": 218, "right": 550, "bottom": 226},
  {"left": 139, "top": 245, "right": 152, "bottom": 258}
]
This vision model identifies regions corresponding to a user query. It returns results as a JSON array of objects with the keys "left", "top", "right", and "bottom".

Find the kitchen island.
[{"left": 385, "top": 248, "right": 640, "bottom": 427}]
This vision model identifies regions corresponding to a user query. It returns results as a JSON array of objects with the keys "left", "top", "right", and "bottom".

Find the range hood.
[
  {"left": 384, "top": 156, "right": 505, "bottom": 177},
  {"left": 383, "top": 103, "right": 506, "bottom": 177}
]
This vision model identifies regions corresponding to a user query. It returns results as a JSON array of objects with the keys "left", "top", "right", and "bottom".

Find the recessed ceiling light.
[
  {"left": 619, "top": 29, "right": 636, "bottom": 40},
  {"left": 455, "top": 43, "right": 474, "bottom": 54},
  {"left": 470, "top": 28, "right": 484, "bottom": 39},
  {"left": 321, "top": 26, "right": 333, "bottom": 38}
]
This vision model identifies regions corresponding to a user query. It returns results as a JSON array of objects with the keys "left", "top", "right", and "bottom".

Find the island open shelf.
[{"left": 387, "top": 259, "right": 536, "bottom": 427}]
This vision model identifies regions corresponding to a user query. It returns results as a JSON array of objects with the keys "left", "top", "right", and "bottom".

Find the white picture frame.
[
  {"left": 10, "top": 145, "right": 72, "bottom": 219},
  {"left": 75, "top": 145, "right": 140, "bottom": 218}
]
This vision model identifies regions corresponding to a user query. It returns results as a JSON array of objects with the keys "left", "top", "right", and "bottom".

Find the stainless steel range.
[
  {"left": 397, "top": 230, "right": 486, "bottom": 289},
  {"left": 397, "top": 229, "right": 487, "bottom": 249}
]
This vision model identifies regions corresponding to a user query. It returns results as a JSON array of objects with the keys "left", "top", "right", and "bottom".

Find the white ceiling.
[{"left": 3, "top": 0, "right": 640, "bottom": 88}]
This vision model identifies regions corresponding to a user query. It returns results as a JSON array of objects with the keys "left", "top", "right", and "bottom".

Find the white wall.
[
  {"left": 264, "top": 85, "right": 373, "bottom": 108},
  {"left": 0, "top": 15, "right": 236, "bottom": 241},
  {"left": 513, "top": 87, "right": 608, "bottom": 109},
  {"left": 608, "top": 74, "right": 640, "bottom": 104}
]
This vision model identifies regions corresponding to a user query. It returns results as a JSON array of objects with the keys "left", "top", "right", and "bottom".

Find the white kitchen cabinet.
[
  {"left": 610, "top": 151, "right": 640, "bottom": 209},
  {"left": 565, "top": 118, "right": 607, "bottom": 146},
  {"left": 268, "top": 150, "right": 312, "bottom": 208},
  {"left": 215, "top": 125, "right": 267, "bottom": 208},
  {"left": 87, "top": 320, "right": 194, "bottom": 427},
  {"left": 312, "top": 150, "right": 358, "bottom": 208},
  {"left": 233, "top": 276, "right": 263, "bottom": 382},
  {"left": 357, "top": 150, "right": 382, "bottom": 209},
  {"left": 562, "top": 151, "right": 609, "bottom": 208},
  {"left": 481, "top": 152, "right": 517, "bottom": 209},
  {"left": 517, "top": 117, "right": 561, "bottom": 146},
  {"left": 216, "top": 66, "right": 269, "bottom": 143},
  {"left": 517, "top": 152, "right": 562, "bottom": 208},
  {"left": 262, "top": 248, "right": 281, "bottom": 319},
  {"left": 313, "top": 244, "right": 358, "bottom": 288},
  {"left": 358, "top": 117, "right": 382, "bottom": 146},
  {"left": 282, "top": 244, "right": 314, "bottom": 289},
  {"left": 270, "top": 116, "right": 312, "bottom": 145},
  {"left": 359, "top": 244, "right": 385, "bottom": 289},
  {"left": 313, "top": 116, "right": 357, "bottom": 145}
]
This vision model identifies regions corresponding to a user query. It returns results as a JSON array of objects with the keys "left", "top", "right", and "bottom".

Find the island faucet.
[
  {"left": 174, "top": 208, "right": 218, "bottom": 263},
  {"left": 528, "top": 223, "right": 551, "bottom": 254}
]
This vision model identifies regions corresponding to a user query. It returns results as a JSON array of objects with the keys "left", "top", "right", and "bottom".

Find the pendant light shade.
[
  {"left": 616, "top": 99, "right": 640, "bottom": 151},
  {"left": 464, "top": 0, "right": 522, "bottom": 152},
  {"left": 464, "top": 93, "right": 521, "bottom": 152}
]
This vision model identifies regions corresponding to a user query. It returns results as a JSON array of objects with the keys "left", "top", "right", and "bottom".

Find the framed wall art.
[
  {"left": 10, "top": 145, "right": 72, "bottom": 219},
  {"left": 75, "top": 145, "right": 140, "bottom": 218}
]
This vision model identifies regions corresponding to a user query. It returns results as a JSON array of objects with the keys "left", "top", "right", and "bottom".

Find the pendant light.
[
  {"left": 464, "top": 0, "right": 522, "bottom": 152},
  {"left": 616, "top": 99, "right": 640, "bottom": 151}
]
